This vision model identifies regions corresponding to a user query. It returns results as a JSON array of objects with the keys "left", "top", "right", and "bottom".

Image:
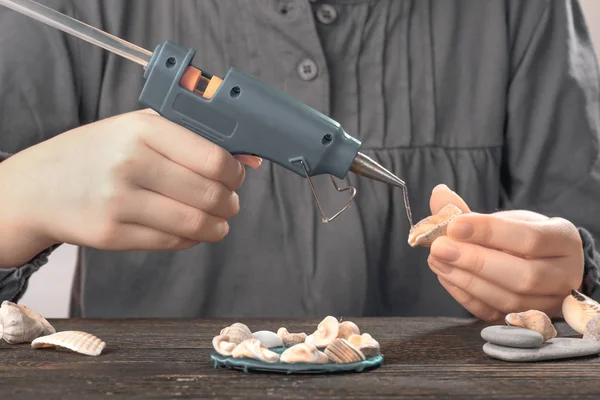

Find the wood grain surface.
[{"left": 0, "top": 317, "right": 598, "bottom": 399}]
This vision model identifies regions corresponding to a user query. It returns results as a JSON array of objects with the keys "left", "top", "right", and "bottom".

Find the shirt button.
[
  {"left": 316, "top": 4, "right": 337, "bottom": 24},
  {"left": 297, "top": 58, "right": 318, "bottom": 81}
]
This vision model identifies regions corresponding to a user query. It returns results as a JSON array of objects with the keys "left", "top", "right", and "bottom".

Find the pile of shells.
[
  {"left": 212, "top": 316, "right": 381, "bottom": 364},
  {"left": 0, "top": 300, "right": 105, "bottom": 356}
]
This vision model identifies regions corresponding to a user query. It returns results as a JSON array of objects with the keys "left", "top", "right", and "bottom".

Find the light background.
[{"left": 18, "top": 0, "right": 600, "bottom": 317}]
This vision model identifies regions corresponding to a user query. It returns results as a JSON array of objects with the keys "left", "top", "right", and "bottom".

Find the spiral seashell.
[
  {"left": 280, "top": 342, "right": 329, "bottom": 364},
  {"left": 562, "top": 290, "right": 600, "bottom": 334},
  {"left": 408, "top": 203, "right": 463, "bottom": 247},
  {"left": 31, "top": 331, "right": 105, "bottom": 356},
  {"left": 505, "top": 310, "right": 557, "bottom": 342},
  {"left": 231, "top": 339, "right": 279, "bottom": 363},
  {"left": 324, "top": 338, "right": 366, "bottom": 363},
  {"left": 0, "top": 301, "right": 56, "bottom": 344}
]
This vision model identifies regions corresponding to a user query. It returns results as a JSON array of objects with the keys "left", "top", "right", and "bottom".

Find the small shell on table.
[
  {"left": 505, "top": 310, "right": 557, "bottom": 342},
  {"left": 306, "top": 316, "right": 340, "bottom": 348},
  {"left": 583, "top": 314, "right": 600, "bottom": 343},
  {"left": 408, "top": 203, "right": 463, "bottom": 247},
  {"left": 231, "top": 339, "right": 279, "bottom": 363},
  {"left": 280, "top": 342, "right": 329, "bottom": 364},
  {"left": 337, "top": 321, "right": 360, "bottom": 340},
  {"left": 213, "top": 334, "right": 237, "bottom": 356},
  {"left": 220, "top": 323, "right": 252, "bottom": 344},
  {"left": 31, "top": 331, "right": 106, "bottom": 356},
  {"left": 324, "top": 338, "right": 366, "bottom": 363},
  {"left": 347, "top": 333, "right": 380, "bottom": 357},
  {"left": 0, "top": 301, "right": 56, "bottom": 344},
  {"left": 277, "top": 327, "right": 307, "bottom": 347},
  {"left": 562, "top": 290, "right": 600, "bottom": 334}
]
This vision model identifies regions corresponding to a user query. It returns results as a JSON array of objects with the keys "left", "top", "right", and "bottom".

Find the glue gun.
[{"left": 0, "top": 0, "right": 413, "bottom": 225}]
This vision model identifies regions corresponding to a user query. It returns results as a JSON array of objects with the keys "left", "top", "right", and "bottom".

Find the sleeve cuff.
[{"left": 0, "top": 244, "right": 61, "bottom": 303}]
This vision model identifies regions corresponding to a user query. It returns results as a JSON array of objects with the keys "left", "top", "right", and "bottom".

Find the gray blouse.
[{"left": 1, "top": 0, "right": 600, "bottom": 318}]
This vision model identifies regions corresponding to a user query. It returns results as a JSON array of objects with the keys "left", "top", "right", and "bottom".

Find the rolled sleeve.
[{"left": 0, "top": 244, "right": 60, "bottom": 302}]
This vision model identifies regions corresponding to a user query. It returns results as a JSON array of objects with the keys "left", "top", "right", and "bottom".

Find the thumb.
[{"left": 429, "top": 184, "right": 470, "bottom": 215}]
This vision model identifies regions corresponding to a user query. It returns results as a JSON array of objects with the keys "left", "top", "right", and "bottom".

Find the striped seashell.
[
  {"left": 324, "top": 338, "right": 365, "bottom": 363},
  {"left": 31, "top": 331, "right": 106, "bottom": 356}
]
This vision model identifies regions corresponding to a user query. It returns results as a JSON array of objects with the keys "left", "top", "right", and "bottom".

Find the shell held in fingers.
[
  {"left": 231, "top": 339, "right": 279, "bottom": 363},
  {"left": 324, "top": 338, "right": 366, "bottom": 363},
  {"left": 31, "top": 331, "right": 106, "bottom": 356},
  {"left": 280, "top": 343, "right": 329, "bottom": 364},
  {"left": 0, "top": 301, "right": 56, "bottom": 344},
  {"left": 407, "top": 203, "right": 463, "bottom": 247},
  {"left": 505, "top": 310, "right": 557, "bottom": 342},
  {"left": 562, "top": 290, "right": 600, "bottom": 334}
]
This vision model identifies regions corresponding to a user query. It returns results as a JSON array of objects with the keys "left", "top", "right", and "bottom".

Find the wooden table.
[{"left": 1, "top": 317, "right": 599, "bottom": 399}]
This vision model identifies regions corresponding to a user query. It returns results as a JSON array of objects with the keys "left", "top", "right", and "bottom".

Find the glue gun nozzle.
[
  {"left": 350, "top": 152, "right": 406, "bottom": 189},
  {"left": 349, "top": 151, "right": 414, "bottom": 228}
]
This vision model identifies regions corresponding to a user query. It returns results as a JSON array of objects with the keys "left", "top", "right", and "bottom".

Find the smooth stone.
[
  {"left": 481, "top": 325, "right": 544, "bottom": 348},
  {"left": 483, "top": 338, "right": 600, "bottom": 362},
  {"left": 251, "top": 331, "right": 283, "bottom": 348}
]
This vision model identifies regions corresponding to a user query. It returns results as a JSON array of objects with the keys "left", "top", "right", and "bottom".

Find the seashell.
[
  {"left": 0, "top": 301, "right": 55, "bottom": 344},
  {"left": 306, "top": 316, "right": 339, "bottom": 348},
  {"left": 562, "top": 290, "right": 600, "bottom": 334},
  {"left": 280, "top": 342, "right": 329, "bottom": 364},
  {"left": 347, "top": 333, "right": 380, "bottom": 357},
  {"left": 324, "top": 338, "right": 366, "bottom": 363},
  {"left": 505, "top": 310, "right": 557, "bottom": 342},
  {"left": 220, "top": 323, "right": 252, "bottom": 344},
  {"left": 231, "top": 339, "right": 279, "bottom": 363},
  {"left": 277, "top": 327, "right": 308, "bottom": 347},
  {"left": 251, "top": 330, "right": 283, "bottom": 348},
  {"left": 583, "top": 314, "right": 600, "bottom": 343},
  {"left": 407, "top": 203, "right": 463, "bottom": 247},
  {"left": 283, "top": 333, "right": 307, "bottom": 347},
  {"left": 212, "top": 334, "right": 237, "bottom": 356},
  {"left": 31, "top": 331, "right": 105, "bottom": 356},
  {"left": 337, "top": 321, "right": 360, "bottom": 339}
]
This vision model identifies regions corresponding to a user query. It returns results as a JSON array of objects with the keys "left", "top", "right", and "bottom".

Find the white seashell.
[
  {"left": 306, "top": 316, "right": 339, "bottom": 348},
  {"left": 277, "top": 327, "right": 308, "bottom": 347},
  {"left": 0, "top": 301, "right": 55, "bottom": 344},
  {"left": 408, "top": 204, "right": 463, "bottom": 247},
  {"left": 337, "top": 321, "right": 360, "bottom": 339},
  {"left": 251, "top": 330, "right": 283, "bottom": 348},
  {"left": 231, "top": 339, "right": 279, "bottom": 363},
  {"left": 562, "top": 290, "right": 600, "bottom": 334},
  {"left": 31, "top": 331, "right": 106, "bottom": 356},
  {"left": 212, "top": 334, "right": 237, "bottom": 356},
  {"left": 280, "top": 342, "right": 328, "bottom": 364}
]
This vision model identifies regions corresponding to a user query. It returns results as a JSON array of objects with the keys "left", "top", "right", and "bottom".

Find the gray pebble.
[
  {"left": 481, "top": 325, "right": 544, "bottom": 348},
  {"left": 483, "top": 338, "right": 600, "bottom": 362}
]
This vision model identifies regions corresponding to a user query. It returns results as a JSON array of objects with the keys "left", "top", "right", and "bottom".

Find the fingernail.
[
  {"left": 451, "top": 221, "right": 474, "bottom": 240},
  {"left": 432, "top": 240, "right": 460, "bottom": 262},
  {"left": 429, "top": 257, "right": 453, "bottom": 274}
]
